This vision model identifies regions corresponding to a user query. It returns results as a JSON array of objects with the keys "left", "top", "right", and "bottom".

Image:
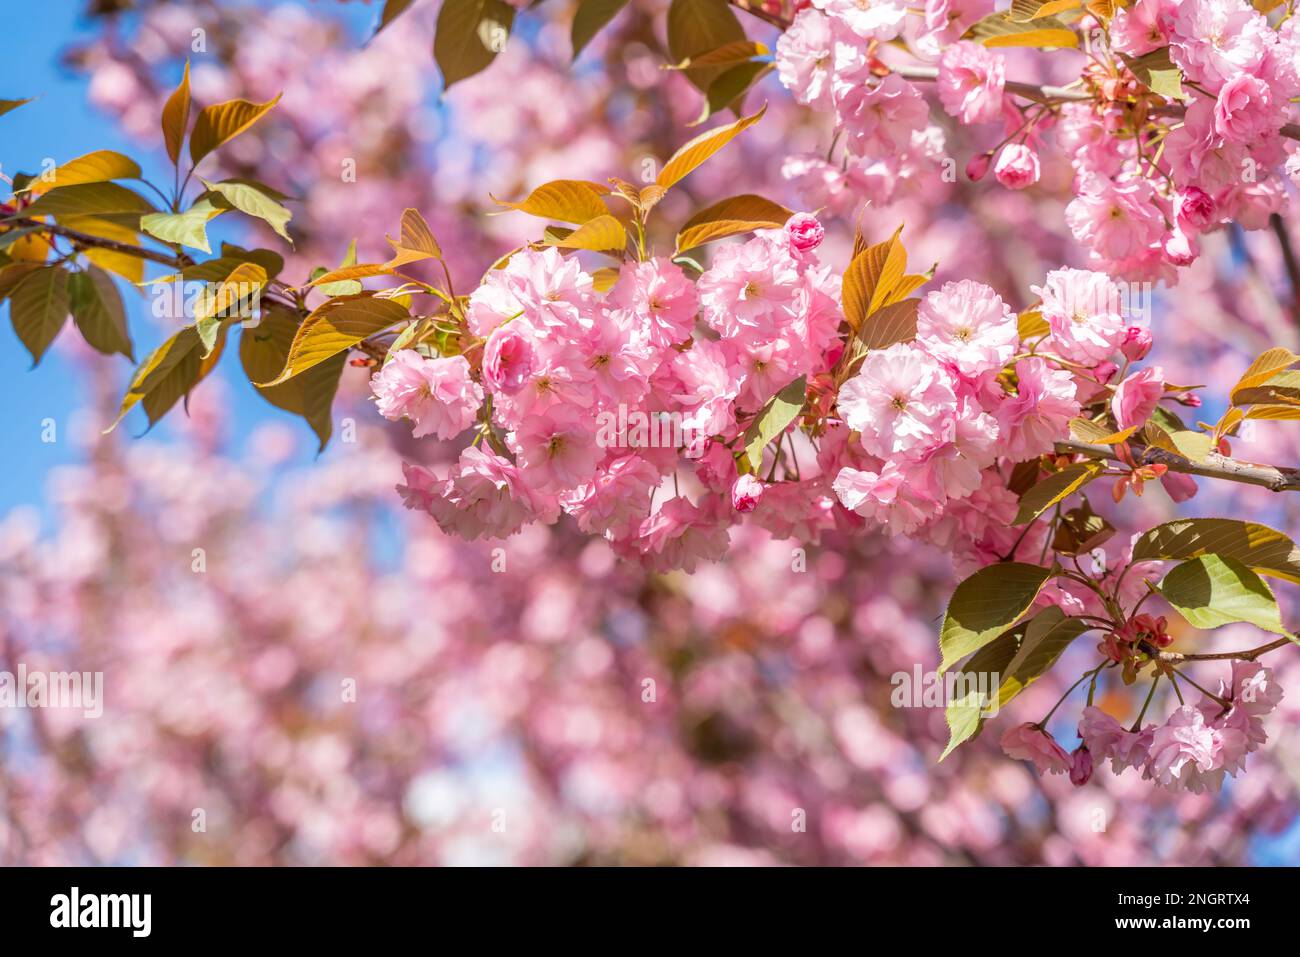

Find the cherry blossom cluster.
[
  {"left": 376, "top": 216, "right": 844, "bottom": 571},
  {"left": 371, "top": 211, "right": 1171, "bottom": 578},
  {"left": 775, "top": 0, "right": 1300, "bottom": 280},
  {"left": 1004, "top": 660, "right": 1284, "bottom": 794},
  {"left": 832, "top": 265, "right": 1171, "bottom": 574}
]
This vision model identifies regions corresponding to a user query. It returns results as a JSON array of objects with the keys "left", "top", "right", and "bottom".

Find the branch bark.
[
  {"left": 12, "top": 216, "right": 187, "bottom": 269},
  {"left": 9, "top": 216, "right": 304, "bottom": 314},
  {"left": 1269, "top": 212, "right": 1300, "bottom": 323},
  {"left": 1055, "top": 439, "right": 1300, "bottom": 492},
  {"left": 1152, "top": 636, "right": 1296, "bottom": 662}
]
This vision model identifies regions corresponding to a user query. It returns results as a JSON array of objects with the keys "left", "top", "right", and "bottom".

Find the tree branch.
[
  {"left": 11, "top": 216, "right": 187, "bottom": 269},
  {"left": 8, "top": 215, "right": 307, "bottom": 314},
  {"left": 892, "top": 64, "right": 1091, "bottom": 105},
  {"left": 1152, "top": 636, "right": 1296, "bottom": 662},
  {"left": 1269, "top": 212, "right": 1300, "bottom": 323},
  {"left": 1055, "top": 439, "right": 1300, "bottom": 493}
]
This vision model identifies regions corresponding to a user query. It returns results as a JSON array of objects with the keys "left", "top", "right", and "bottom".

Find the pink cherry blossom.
[
  {"left": 1112, "top": 365, "right": 1166, "bottom": 429},
  {"left": 995, "top": 358, "right": 1080, "bottom": 460},
  {"left": 817, "top": 0, "right": 908, "bottom": 42},
  {"left": 1033, "top": 268, "right": 1128, "bottom": 365},
  {"left": 371, "top": 351, "right": 484, "bottom": 440},
  {"left": 483, "top": 326, "right": 536, "bottom": 394},
  {"left": 1214, "top": 73, "right": 1280, "bottom": 144},
  {"left": 993, "top": 143, "right": 1040, "bottom": 190},
  {"left": 831, "top": 463, "right": 935, "bottom": 536},
  {"left": 937, "top": 42, "right": 1006, "bottom": 125},
  {"left": 697, "top": 236, "right": 801, "bottom": 338},
  {"left": 509, "top": 406, "right": 604, "bottom": 492},
  {"left": 607, "top": 257, "right": 699, "bottom": 349},
  {"left": 838, "top": 343, "right": 957, "bottom": 459},
  {"left": 1146, "top": 705, "right": 1221, "bottom": 790},
  {"left": 399, "top": 447, "right": 542, "bottom": 540},
  {"left": 917, "top": 280, "right": 1017, "bottom": 379},
  {"left": 635, "top": 496, "right": 731, "bottom": 573},
  {"left": 776, "top": 8, "right": 837, "bottom": 111},
  {"left": 1000, "top": 723, "right": 1071, "bottom": 776}
]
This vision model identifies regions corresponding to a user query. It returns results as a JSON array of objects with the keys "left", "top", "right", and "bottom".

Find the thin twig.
[
  {"left": 1269, "top": 212, "right": 1300, "bottom": 324},
  {"left": 1152, "top": 636, "right": 1296, "bottom": 663}
]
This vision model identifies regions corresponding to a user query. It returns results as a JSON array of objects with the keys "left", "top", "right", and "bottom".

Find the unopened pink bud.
[
  {"left": 1175, "top": 186, "right": 1215, "bottom": 234},
  {"left": 784, "top": 212, "right": 825, "bottom": 253},
  {"left": 731, "top": 474, "right": 764, "bottom": 513},
  {"left": 965, "top": 153, "right": 992, "bottom": 182},
  {"left": 1162, "top": 228, "right": 1198, "bottom": 266},
  {"left": 1069, "top": 746, "right": 1093, "bottom": 787},
  {"left": 993, "top": 143, "right": 1040, "bottom": 190},
  {"left": 1121, "top": 326, "right": 1152, "bottom": 362}
]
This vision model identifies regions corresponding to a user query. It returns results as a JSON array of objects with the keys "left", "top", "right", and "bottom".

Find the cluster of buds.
[
  {"left": 1100, "top": 613, "right": 1173, "bottom": 683},
  {"left": 1111, "top": 442, "right": 1169, "bottom": 502}
]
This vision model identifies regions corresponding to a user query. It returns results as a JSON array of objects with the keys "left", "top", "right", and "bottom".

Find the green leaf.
[
  {"left": 69, "top": 266, "right": 133, "bottom": 360},
  {"left": 1143, "top": 421, "right": 1213, "bottom": 461},
  {"left": 941, "top": 626, "right": 1021, "bottom": 760},
  {"left": 691, "top": 61, "right": 773, "bottom": 126},
  {"left": 8, "top": 265, "right": 69, "bottom": 365},
  {"left": 742, "top": 375, "right": 806, "bottom": 471},
  {"left": 189, "top": 94, "right": 282, "bottom": 167},
  {"left": 669, "top": 39, "right": 770, "bottom": 70},
  {"left": 1159, "top": 555, "right": 1290, "bottom": 637},
  {"left": 192, "top": 261, "right": 268, "bottom": 357},
  {"left": 201, "top": 179, "right": 293, "bottom": 244},
  {"left": 941, "top": 606, "right": 1091, "bottom": 759},
  {"left": 675, "top": 193, "right": 792, "bottom": 253},
  {"left": 939, "top": 562, "right": 1053, "bottom": 673},
  {"left": 1120, "top": 48, "right": 1185, "bottom": 100},
  {"left": 434, "top": 0, "right": 516, "bottom": 91},
  {"left": 0, "top": 261, "right": 42, "bottom": 300},
  {"left": 1000, "top": 606, "right": 1093, "bottom": 703},
  {"left": 667, "top": 0, "right": 746, "bottom": 93},
  {"left": 106, "top": 325, "right": 225, "bottom": 432},
  {"left": 572, "top": 0, "right": 630, "bottom": 60},
  {"left": 1014, "top": 461, "right": 1104, "bottom": 524},
  {"left": 258, "top": 294, "right": 409, "bottom": 386},
  {"left": 240, "top": 304, "right": 346, "bottom": 452},
  {"left": 1132, "top": 518, "right": 1300, "bottom": 585},
  {"left": 20, "top": 182, "right": 155, "bottom": 223},
  {"left": 140, "top": 198, "right": 225, "bottom": 254}
]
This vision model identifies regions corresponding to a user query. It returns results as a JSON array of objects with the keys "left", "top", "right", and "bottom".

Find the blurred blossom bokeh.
[{"left": 2, "top": 0, "right": 1299, "bottom": 865}]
